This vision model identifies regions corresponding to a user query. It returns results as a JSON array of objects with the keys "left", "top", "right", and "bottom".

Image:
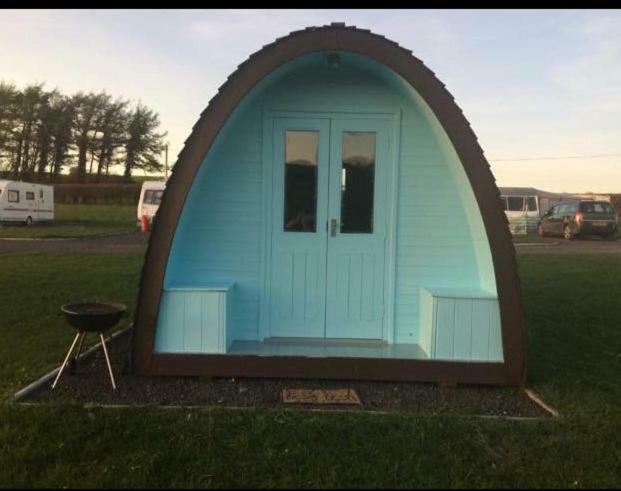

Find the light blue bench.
[
  {"left": 419, "top": 288, "right": 503, "bottom": 362},
  {"left": 154, "top": 283, "right": 234, "bottom": 354}
]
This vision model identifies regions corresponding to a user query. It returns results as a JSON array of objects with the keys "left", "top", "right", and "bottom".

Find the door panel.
[
  {"left": 550, "top": 206, "right": 564, "bottom": 235},
  {"left": 269, "top": 118, "right": 330, "bottom": 338},
  {"left": 5, "top": 188, "right": 22, "bottom": 221},
  {"left": 268, "top": 115, "right": 392, "bottom": 341},
  {"left": 325, "top": 118, "right": 391, "bottom": 339}
]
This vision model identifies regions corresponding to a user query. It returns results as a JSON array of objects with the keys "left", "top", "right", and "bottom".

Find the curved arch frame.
[{"left": 132, "top": 24, "right": 526, "bottom": 386}]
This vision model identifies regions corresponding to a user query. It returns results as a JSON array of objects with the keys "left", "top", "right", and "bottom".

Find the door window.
[
  {"left": 526, "top": 197, "right": 537, "bottom": 212},
  {"left": 507, "top": 196, "right": 524, "bottom": 211},
  {"left": 8, "top": 190, "right": 19, "bottom": 203},
  {"left": 283, "top": 130, "right": 319, "bottom": 232},
  {"left": 144, "top": 190, "right": 163, "bottom": 205},
  {"left": 153, "top": 190, "right": 164, "bottom": 205},
  {"left": 580, "top": 202, "right": 613, "bottom": 214},
  {"left": 340, "top": 132, "right": 376, "bottom": 234},
  {"left": 26, "top": 192, "right": 35, "bottom": 200}
]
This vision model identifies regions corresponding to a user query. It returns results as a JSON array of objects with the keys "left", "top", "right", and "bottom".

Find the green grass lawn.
[
  {"left": 0, "top": 204, "right": 136, "bottom": 238},
  {"left": 1, "top": 252, "right": 620, "bottom": 487}
]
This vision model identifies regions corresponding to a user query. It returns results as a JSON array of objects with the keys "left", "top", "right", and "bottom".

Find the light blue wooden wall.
[{"left": 159, "top": 51, "right": 500, "bottom": 356}]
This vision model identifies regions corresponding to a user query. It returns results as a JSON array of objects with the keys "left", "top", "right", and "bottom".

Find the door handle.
[{"left": 330, "top": 218, "right": 338, "bottom": 237}]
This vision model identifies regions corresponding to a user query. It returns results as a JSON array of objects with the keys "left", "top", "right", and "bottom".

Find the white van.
[
  {"left": 500, "top": 194, "right": 540, "bottom": 219},
  {"left": 500, "top": 194, "right": 540, "bottom": 235},
  {"left": 137, "top": 180, "right": 166, "bottom": 226},
  {"left": 0, "top": 180, "right": 54, "bottom": 225}
]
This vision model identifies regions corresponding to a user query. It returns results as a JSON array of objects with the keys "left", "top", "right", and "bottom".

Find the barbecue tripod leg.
[
  {"left": 100, "top": 333, "right": 117, "bottom": 390},
  {"left": 51, "top": 332, "right": 81, "bottom": 389},
  {"left": 69, "top": 331, "right": 86, "bottom": 374}
]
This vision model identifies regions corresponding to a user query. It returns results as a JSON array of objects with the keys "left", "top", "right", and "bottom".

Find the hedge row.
[
  {"left": 37, "top": 181, "right": 621, "bottom": 211},
  {"left": 54, "top": 183, "right": 141, "bottom": 205}
]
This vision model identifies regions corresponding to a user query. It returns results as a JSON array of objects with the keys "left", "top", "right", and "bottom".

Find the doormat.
[{"left": 282, "top": 388, "right": 361, "bottom": 405}]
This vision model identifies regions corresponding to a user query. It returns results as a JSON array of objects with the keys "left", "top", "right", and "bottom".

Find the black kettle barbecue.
[{"left": 52, "top": 301, "right": 127, "bottom": 390}]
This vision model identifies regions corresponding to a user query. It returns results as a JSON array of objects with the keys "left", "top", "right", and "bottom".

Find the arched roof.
[{"left": 132, "top": 23, "right": 525, "bottom": 385}]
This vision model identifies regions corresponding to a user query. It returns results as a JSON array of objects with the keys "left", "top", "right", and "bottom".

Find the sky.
[{"left": 1, "top": 9, "right": 620, "bottom": 193}]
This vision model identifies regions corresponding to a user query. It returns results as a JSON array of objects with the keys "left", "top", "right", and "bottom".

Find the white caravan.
[
  {"left": 500, "top": 194, "right": 540, "bottom": 219},
  {"left": 0, "top": 180, "right": 54, "bottom": 225},
  {"left": 499, "top": 194, "right": 540, "bottom": 235},
  {"left": 137, "top": 180, "right": 166, "bottom": 225}
]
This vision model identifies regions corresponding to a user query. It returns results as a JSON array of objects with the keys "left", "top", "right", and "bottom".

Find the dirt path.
[
  {"left": 515, "top": 237, "right": 621, "bottom": 255},
  {"left": 0, "top": 230, "right": 149, "bottom": 254}
]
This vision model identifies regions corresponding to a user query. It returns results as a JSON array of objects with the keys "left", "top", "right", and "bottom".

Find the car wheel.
[
  {"left": 25, "top": 216, "right": 33, "bottom": 226},
  {"left": 563, "top": 225, "right": 574, "bottom": 240},
  {"left": 537, "top": 223, "right": 545, "bottom": 237}
]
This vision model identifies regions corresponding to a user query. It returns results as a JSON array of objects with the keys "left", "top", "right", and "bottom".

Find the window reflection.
[
  {"left": 340, "top": 132, "right": 376, "bottom": 234},
  {"left": 284, "top": 131, "right": 319, "bottom": 232}
]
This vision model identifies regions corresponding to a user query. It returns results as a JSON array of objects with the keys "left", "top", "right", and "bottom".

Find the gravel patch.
[{"left": 20, "top": 330, "right": 550, "bottom": 418}]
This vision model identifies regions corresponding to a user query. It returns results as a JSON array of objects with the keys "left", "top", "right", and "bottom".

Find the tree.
[
  {"left": 0, "top": 84, "right": 76, "bottom": 180},
  {"left": 0, "top": 82, "right": 19, "bottom": 171},
  {"left": 123, "top": 103, "right": 166, "bottom": 178},
  {"left": 94, "top": 95, "right": 128, "bottom": 180},
  {"left": 11, "top": 83, "right": 46, "bottom": 178},
  {"left": 35, "top": 89, "right": 59, "bottom": 176},
  {"left": 0, "top": 81, "right": 168, "bottom": 180},
  {"left": 48, "top": 92, "right": 76, "bottom": 179},
  {"left": 72, "top": 91, "right": 106, "bottom": 181}
]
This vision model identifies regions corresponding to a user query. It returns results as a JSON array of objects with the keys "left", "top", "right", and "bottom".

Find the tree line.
[{"left": 0, "top": 82, "right": 167, "bottom": 181}]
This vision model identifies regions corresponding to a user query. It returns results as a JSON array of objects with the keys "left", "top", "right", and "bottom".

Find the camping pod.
[{"left": 131, "top": 24, "right": 526, "bottom": 386}]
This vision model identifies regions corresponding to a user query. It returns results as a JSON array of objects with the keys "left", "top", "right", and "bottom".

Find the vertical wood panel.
[
  {"left": 453, "top": 298, "right": 473, "bottom": 360},
  {"left": 348, "top": 253, "right": 363, "bottom": 322},
  {"left": 292, "top": 251, "right": 306, "bottom": 319},
  {"left": 361, "top": 253, "right": 374, "bottom": 321},
  {"left": 488, "top": 300, "right": 503, "bottom": 361},
  {"left": 184, "top": 292, "right": 203, "bottom": 351},
  {"left": 219, "top": 293, "right": 227, "bottom": 351},
  {"left": 154, "top": 292, "right": 170, "bottom": 352},
  {"left": 470, "top": 298, "right": 492, "bottom": 360},
  {"left": 165, "top": 292, "right": 184, "bottom": 352},
  {"left": 434, "top": 297, "right": 455, "bottom": 359},
  {"left": 279, "top": 252, "right": 294, "bottom": 319},
  {"left": 201, "top": 293, "right": 220, "bottom": 352},
  {"left": 337, "top": 255, "right": 350, "bottom": 321},
  {"left": 305, "top": 252, "right": 318, "bottom": 320},
  {"left": 418, "top": 290, "right": 434, "bottom": 356}
]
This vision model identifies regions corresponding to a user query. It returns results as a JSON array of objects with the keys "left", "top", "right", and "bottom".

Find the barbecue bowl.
[{"left": 60, "top": 301, "right": 127, "bottom": 332}]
